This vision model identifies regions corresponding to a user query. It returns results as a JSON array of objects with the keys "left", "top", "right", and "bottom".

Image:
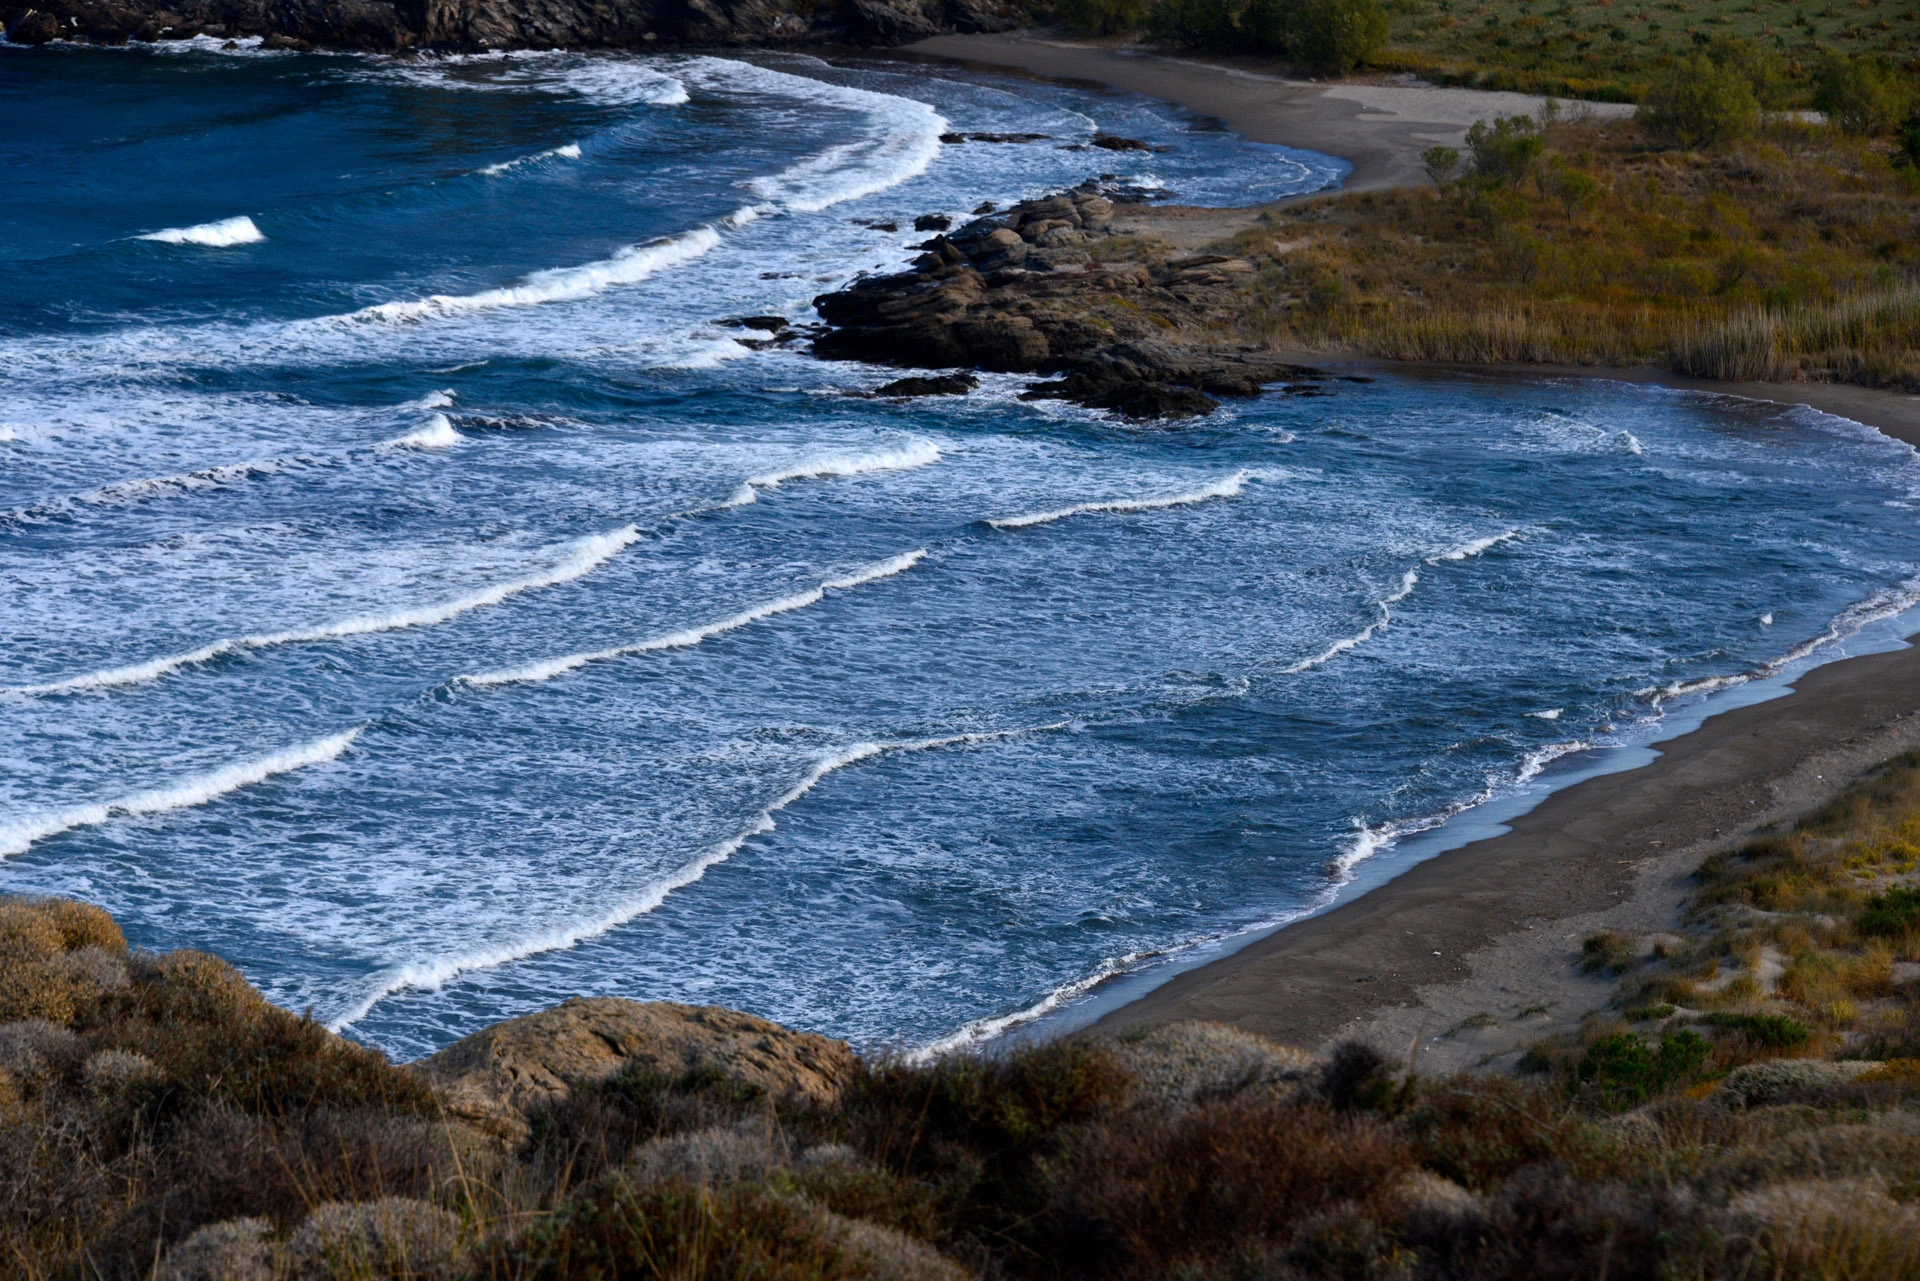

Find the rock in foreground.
[{"left": 414, "top": 995, "right": 859, "bottom": 1142}]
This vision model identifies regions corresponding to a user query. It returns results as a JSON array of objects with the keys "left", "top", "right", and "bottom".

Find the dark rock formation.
[
  {"left": 811, "top": 183, "right": 1325, "bottom": 419},
  {"left": 2, "top": 0, "right": 1016, "bottom": 51},
  {"left": 872, "top": 372, "right": 978, "bottom": 396}
]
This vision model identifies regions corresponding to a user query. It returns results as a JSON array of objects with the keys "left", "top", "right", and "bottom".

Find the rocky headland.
[
  {"left": 0, "top": 0, "right": 1012, "bottom": 53},
  {"left": 811, "top": 182, "right": 1334, "bottom": 420}
]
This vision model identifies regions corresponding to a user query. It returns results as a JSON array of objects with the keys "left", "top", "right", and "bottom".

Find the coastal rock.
[
  {"left": 872, "top": 372, "right": 978, "bottom": 396},
  {"left": 812, "top": 182, "right": 1321, "bottom": 419},
  {"left": 414, "top": 996, "right": 858, "bottom": 1142},
  {"left": 0, "top": 0, "right": 1015, "bottom": 49}
]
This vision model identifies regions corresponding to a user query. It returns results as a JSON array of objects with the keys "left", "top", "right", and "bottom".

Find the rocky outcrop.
[
  {"left": 1, "top": 0, "right": 1015, "bottom": 49},
  {"left": 413, "top": 996, "right": 859, "bottom": 1142},
  {"left": 812, "top": 182, "right": 1326, "bottom": 419}
]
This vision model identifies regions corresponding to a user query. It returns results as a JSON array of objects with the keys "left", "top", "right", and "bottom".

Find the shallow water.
[{"left": 5, "top": 41, "right": 1920, "bottom": 1059}]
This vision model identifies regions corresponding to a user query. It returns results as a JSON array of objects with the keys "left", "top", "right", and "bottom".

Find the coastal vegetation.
[
  {"left": 1213, "top": 104, "right": 1920, "bottom": 386},
  {"left": 19, "top": 820, "right": 1920, "bottom": 1281},
  {"left": 1042, "top": 0, "right": 1920, "bottom": 102}
]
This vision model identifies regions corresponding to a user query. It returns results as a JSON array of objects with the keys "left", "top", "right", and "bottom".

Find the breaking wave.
[
  {"left": 5, "top": 527, "right": 639, "bottom": 696},
  {"left": 988, "top": 469, "right": 1256, "bottom": 530},
  {"left": 0, "top": 727, "right": 361, "bottom": 858},
  {"left": 137, "top": 215, "right": 264, "bottom": 247}
]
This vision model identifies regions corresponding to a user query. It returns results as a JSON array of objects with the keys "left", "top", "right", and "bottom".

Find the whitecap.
[
  {"left": 383, "top": 413, "right": 462, "bottom": 449},
  {"left": 989, "top": 469, "right": 1255, "bottom": 530},
  {"left": 1526, "top": 708, "right": 1563, "bottom": 720},
  {"left": 137, "top": 215, "right": 265, "bottom": 247},
  {"left": 478, "top": 142, "right": 582, "bottom": 176},
  {"left": 461, "top": 550, "right": 925, "bottom": 687},
  {"left": 742, "top": 439, "right": 941, "bottom": 493},
  {"left": 1429, "top": 529, "right": 1521, "bottom": 563},
  {"left": 5, "top": 526, "right": 639, "bottom": 697},
  {"left": 401, "top": 389, "right": 456, "bottom": 411},
  {"left": 0, "top": 727, "right": 361, "bottom": 858}
]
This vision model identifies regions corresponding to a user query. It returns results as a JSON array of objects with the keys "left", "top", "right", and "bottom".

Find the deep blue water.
[{"left": 5, "top": 39, "right": 1920, "bottom": 1060}]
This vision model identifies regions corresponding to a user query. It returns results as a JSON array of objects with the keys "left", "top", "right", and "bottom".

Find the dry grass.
[{"left": 1226, "top": 115, "right": 1920, "bottom": 388}]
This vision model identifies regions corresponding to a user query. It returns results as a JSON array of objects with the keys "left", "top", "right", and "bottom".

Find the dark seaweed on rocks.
[{"left": 811, "top": 182, "right": 1324, "bottom": 420}]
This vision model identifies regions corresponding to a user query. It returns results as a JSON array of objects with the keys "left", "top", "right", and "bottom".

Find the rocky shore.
[
  {"left": 1, "top": 0, "right": 1012, "bottom": 54},
  {"left": 812, "top": 182, "right": 1334, "bottom": 419}
]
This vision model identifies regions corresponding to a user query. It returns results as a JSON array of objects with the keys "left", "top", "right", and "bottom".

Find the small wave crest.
[
  {"left": 989, "top": 469, "right": 1256, "bottom": 530},
  {"left": 739, "top": 440, "right": 942, "bottom": 497},
  {"left": 4, "top": 527, "right": 639, "bottom": 697},
  {"left": 383, "top": 413, "right": 462, "bottom": 449},
  {"left": 1429, "top": 529, "right": 1522, "bottom": 563},
  {"left": 1280, "top": 569, "right": 1420, "bottom": 675},
  {"left": 329, "top": 721, "right": 1066, "bottom": 1031},
  {"left": 340, "top": 225, "right": 721, "bottom": 325},
  {"left": 1640, "top": 572, "right": 1920, "bottom": 703},
  {"left": 137, "top": 216, "right": 264, "bottom": 247},
  {"left": 461, "top": 550, "right": 926, "bottom": 688},
  {"left": 0, "top": 727, "right": 361, "bottom": 858},
  {"left": 478, "top": 142, "right": 582, "bottom": 176}
]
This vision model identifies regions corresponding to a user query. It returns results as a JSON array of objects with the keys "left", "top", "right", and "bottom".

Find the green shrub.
[
  {"left": 1578, "top": 1031, "right": 1710, "bottom": 1107},
  {"left": 1814, "top": 52, "right": 1914, "bottom": 137},
  {"left": 1578, "top": 930, "right": 1636, "bottom": 976},
  {"left": 1143, "top": 0, "right": 1236, "bottom": 47},
  {"left": 1277, "top": 0, "right": 1390, "bottom": 73},
  {"left": 1465, "top": 115, "right": 1545, "bottom": 185},
  {"left": 1639, "top": 53, "right": 1760, "bottom": 148},
  {"left": 1422, "top": 144, "right": 1461, "bottom": 186},
  {"left": 1858, "top": 885, "right": 1920, "bottom": 937}
]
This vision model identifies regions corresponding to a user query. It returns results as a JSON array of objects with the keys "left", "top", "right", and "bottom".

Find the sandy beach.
[{"left": 899, "top": 32, "right": 1920, "bottom": 1065}]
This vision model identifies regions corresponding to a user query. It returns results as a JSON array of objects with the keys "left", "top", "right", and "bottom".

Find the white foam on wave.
[
  {"left": 401, "top": 389, "right": 456, "bottom": 411},
  {"left": 461, "top": 549, "right": 926, "bottom": 688},
  {"left": 341, "top": 224, "right": 723, "bottom": 325},
  {"left": 1281, "top": 569, "right": 1420, "bottom": 675},
  {"left": 1640, "top": 572, "right": 1920, "bottom": 703},
  {"left": 736, "top": 439, "right": 942, "bottom": 498},
  {"left": 478, "top": 142, "right": 583, "bottom": 176},
  {"left": 378, "top": 52, "right": 687, "bottom": 109},
  {"left": 137, "top": 216, "right": 264, "bottom": 247},
  {"left": 989, "top": 469, "right": 1255, "bottom": 530},
  {"left": 4, "top": 527, "right": 639, "bottom": 697},
  {"left": 1527, "top": 708, "right": 1564, "bottom": 720},
  {"left": 328, "top": 721, "right": 1068, "bottom": 1031},
  {"left": 683, "top": 57, "right": 947, "bottom": 214},
  {"left": 383, "top": 413, "right": 462, "bottom": 449},
  {"left": 0, "top": 727, "right": 360, "bottom": 858},
  {"left": 1428, "top": 529, "right": 1521, "bottom": 563},
  {"left": 909, "top": 942, "right": 1176, "bottom": 1063}
]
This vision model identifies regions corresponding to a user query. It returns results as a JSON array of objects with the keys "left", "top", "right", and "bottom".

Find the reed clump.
[{"left": 1228, "top": 113, "right": 1920, "bottom": 389}]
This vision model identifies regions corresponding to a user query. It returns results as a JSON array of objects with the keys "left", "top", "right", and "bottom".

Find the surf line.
[
  {"left": 3, "top": 527, "right": 640, "bottom": 698},
  {"left": 0, "top": 726, "right": 362, "bottom": 858},
  {"left": 1279, "top": 529, "right": 1523, "bottom": 677},
  {"left": 458, "top": 549, "right": 926, "bottom": 688},
  {"left": 986, "top": 468, "right": 1260, "bottom": 530},
  {"left": 327, "top": 720, "right": 1072, "bottom": 1032}
]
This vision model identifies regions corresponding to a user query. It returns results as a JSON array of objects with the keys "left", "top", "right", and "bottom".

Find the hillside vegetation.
[{"left": 1199, "top": 108, "right": 1920, "bottom": 385}]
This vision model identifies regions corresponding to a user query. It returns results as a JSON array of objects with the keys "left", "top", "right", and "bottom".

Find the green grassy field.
[{"left": 1380, "top": 0, "right": 1920, "bottom": 99}]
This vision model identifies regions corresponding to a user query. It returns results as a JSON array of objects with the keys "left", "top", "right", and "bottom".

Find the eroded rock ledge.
[
  {"left": 1, "top": 0, "right": 1012, "bottom": 53},
  {"left": 812, "top": 182, "right": 1328, "bottom": 419}
]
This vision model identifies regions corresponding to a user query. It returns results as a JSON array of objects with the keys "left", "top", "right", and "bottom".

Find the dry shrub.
[
  {"left": 0, "top": 896, "right": 128, "bottom": 1025},
  {"left": 1045, "top": 1098, "right": 1413, "bottom": 1277},
  {"left": 1402, "top": 1076, "right": 1610, "bottom": 1190},
  {"left": 287, "top": 1197, "right": 464, "bottom": 1281},
  {"left": 494, "top": 1178, "right": 858, "bottom": 1281},
  {"left": 1732, "top": 1178, "right": 1920, "bottom": 1281}
]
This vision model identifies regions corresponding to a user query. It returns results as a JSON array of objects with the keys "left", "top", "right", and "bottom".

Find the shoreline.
[{"left": 870, "top": 38, "right": 1920, "bottom": 1062}]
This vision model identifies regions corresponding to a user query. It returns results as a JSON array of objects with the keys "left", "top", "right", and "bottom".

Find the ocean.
[{"left": 6, "top": 39, "right": 1920, "bottom": 1060}]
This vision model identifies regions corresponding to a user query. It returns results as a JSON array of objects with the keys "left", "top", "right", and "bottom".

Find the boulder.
[{"left": 414, "top": 997, "right": 858, "bottom": 1143}]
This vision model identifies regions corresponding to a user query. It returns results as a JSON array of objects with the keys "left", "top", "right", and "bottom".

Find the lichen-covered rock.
[
  {"left": 157, "top": 1217, "right": 279, "bottom": 1281},
  {"left": 414, "top": 997, "right": 858, "bottom": 1142},
  {"left": 287, "top": 1198, "right": 462, "bottom": 1281},
  {"left": 1113, "top": 1020, "right": 1319, "bottom": 1107}
]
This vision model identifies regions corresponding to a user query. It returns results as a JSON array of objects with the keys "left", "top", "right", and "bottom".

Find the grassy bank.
[{"left": 1206, "top": 112, "right": 1920, "bottom": 387}]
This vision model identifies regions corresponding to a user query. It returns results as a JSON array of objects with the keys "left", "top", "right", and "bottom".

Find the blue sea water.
[{"left": 6, "top": 39, "right": 1920, "bottom": 1060}]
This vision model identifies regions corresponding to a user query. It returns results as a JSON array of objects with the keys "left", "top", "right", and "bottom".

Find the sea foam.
[
  {"left": 730, "top": 439, "right": 942, "bottom": 503},
  {"left": 137, "top": 216, "right": 265, "bottom": 247},
  {"left": 5, "top": 527, "right": 639, "bottom": 696},
  {"left": 383, "top": 413, "right": 463, "bottom": 449},
  {"left": 329, "top": 721, "right": 1066, "bottom": 1031},
  {"left": 460, "top": 550, "right": 926, "bottom": 687},
  {"left": 479, "top": 142, "right": 583, "bottom": 176},
  {"left": 1280, "top": 569, "right": 1420, "bottom": 675},
  {"left": 988, "top": 469, "right": 1255, "bottom": 530},
  {"left": 0, "top": 727, "right": 361, "bottom": 858}
]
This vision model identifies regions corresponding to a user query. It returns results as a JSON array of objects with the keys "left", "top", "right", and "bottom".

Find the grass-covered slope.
[{"left": 1218, "top": 111, "right": 1920, "bottom": 384}]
